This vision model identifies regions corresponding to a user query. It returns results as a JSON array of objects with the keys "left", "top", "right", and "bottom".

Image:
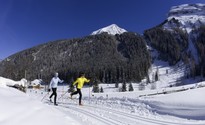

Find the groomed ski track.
[{"left": 44, "top": 99, "right": 205, "bottom": 125}]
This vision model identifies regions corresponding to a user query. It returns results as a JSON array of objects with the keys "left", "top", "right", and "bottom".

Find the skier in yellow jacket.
[{"left": 70, "top": 73, "right": 90, "bottom": 105}]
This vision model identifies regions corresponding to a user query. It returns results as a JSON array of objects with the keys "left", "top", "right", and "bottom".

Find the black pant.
[
  {"left": 71, "top": 88, "right": 82, "bottom": 104},
  {"left": 49, "top": 88, "right": 57, "bottom": 104}
]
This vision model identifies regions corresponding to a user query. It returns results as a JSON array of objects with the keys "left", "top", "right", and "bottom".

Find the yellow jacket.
[{"left": 73, "top": 77, "right": 90, "bottom": 89}]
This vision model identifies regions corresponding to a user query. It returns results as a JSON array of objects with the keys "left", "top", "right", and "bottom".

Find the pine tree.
[
  {"left": 100, "top": 86, "right": 104, "bottom": 93},
  {"left": 115, "top": 82, "right": 119, "bottom": 88},
  {"left": 155, "top": 69, "right": 159, "bottom": 81},
  {"left": 92, "top": 80, "right": 100, "bottom": 93},
  {"left": 128, "top": 83, "right": 134, "bottom": 91},
  {"left": 92, "top": 84, "right": 100, "bottom": 93},
  {"left": 122, "top": 82, "right": 127, "bottom": 92},
  {"left": 190, "top": 58, "right": 196, "bottom": 78}
]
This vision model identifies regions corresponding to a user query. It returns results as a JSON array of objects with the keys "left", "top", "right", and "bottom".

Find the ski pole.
[
  {"left": 41, "top": 92, "right": 50, "bottom": 102},
  {"left": 89, "top": 83, "right": 90, "bottom": 104},
  {"left": 58, "top": 90, "right": 68, "bottom": 100}
]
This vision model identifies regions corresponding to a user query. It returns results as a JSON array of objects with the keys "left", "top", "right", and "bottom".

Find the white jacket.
[{"left": 49, "top": 77, "right": 63, "bottom": 89}]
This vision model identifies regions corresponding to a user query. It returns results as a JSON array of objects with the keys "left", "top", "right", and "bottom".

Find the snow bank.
[
  {"left": 0, "top": 76, "right": 27, "bottom": 87},
  {"left": 0, "top": 85, "right": 81, "bottom": 125},
  {"left": 27, "top": 84, "right": 205, "bottom": 124},
  {"left": 31, "top": 79, "right": 42, "bottom": 86},
  {"left": 140, "top": 87, "right": 205, "bottom": 120},
  {"left": 145, "top": 87, "right": 205, "bottom": 106}
]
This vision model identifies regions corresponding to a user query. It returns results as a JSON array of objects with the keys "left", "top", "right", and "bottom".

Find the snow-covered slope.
[
  {"left": 164, "top": 3, "right": 205, "bottom": 33},
  {"left": 1, "top": 75, "right": 205, "bottom": 125},
  {"left": 91, "top": 24, "right": 127, "bottom": 35},
  {"left": 0, "top": 83, "right": 80, "bottom": 125},
  {"left": 27, "top": 82, "right": 205, "bottom": 125},
  {"left": 162, "top": 3, "right": 205, "bottom": 64},
  {"left": 141, "top": 87, "right": 205, "bottom": 120}
]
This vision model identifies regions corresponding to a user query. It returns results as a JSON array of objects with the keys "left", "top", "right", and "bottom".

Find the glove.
[{"left": 48, "top": 89, "right": 51, "bottom": 92}]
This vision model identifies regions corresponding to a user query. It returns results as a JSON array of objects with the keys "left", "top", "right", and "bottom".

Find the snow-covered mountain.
[
  {"left": 162, "top": 3, "right": 205, "bottom": 64},
  {"left": 91, "top": 24, "right": 127, "bottom": 35},
  {"left": 144, "top": 3, "right": 205, "bottom": 79},
  {"left": 163, "top": 3, "right": 205, "bottom": 33}
]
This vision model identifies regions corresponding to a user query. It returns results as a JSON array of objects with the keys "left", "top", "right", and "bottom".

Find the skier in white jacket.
[{"left": 49, "top": 72, "right": 63, "bottom": 106}]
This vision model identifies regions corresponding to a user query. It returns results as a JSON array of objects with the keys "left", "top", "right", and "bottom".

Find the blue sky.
[{"left": 0, "top": 0, "right": 204, "bottom": 59}]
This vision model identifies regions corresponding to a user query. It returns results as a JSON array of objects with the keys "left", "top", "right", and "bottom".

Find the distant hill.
[{"left": 0, "top": 32, "right": 151, "bottom": 83}]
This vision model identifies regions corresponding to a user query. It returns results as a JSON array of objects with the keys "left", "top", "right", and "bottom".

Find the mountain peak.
[
  {"left": 163, "top": 3, "right": 205, "bottom": 33},
  {"left": 168, "top": 3, "right": 205, "bottom": 17},
  {"left": 91, "top": 24, "right": 127, "bottom": 35}
]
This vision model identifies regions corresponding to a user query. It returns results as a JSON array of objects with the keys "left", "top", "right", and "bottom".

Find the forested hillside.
[{"left": 0, "top": 32, "right": 151, "bottom": 83}]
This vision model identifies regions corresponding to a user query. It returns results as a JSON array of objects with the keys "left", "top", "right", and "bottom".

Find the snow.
[
  {"left": 164, "top": 3, "right": 205, "bottom": 33},
  {"left": 162, "top": 3, "right": 205, "bottom": 65},
  {"left": 31, "top": 79, "right": 42, "bottom": 86},
  {"left": 144, "top": 45, "right": 187, "bottom": 88},
  {"left": 1, "top": 67, "right": 205, "bottom": 125},
  {"left": 143, "top": 87, "right": 205, "bottom": 107},
  {"left": 140, "top": 87, "right": 205, "bottom": 120},
  {"left": 91, "top": 24, "right": 127, "bottom": 35},
  {"left": 24, "top": 83, "right": 205, "bottom": 125},
  {"left": 169, "top": 3, "right": 205, "bottom": 14},
  {"left": 1, "top": 3, "right": 205, "bottom": 125},
  {"left": 0, "top": 80, "right": 81, "bottom": 125},
  {"left": 0, "top": 76, "right": 27, "bottom": 87}
]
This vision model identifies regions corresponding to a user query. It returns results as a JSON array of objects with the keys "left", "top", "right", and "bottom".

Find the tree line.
[{"left": 0, "top": 32, "right": 151, "bottom": 84}]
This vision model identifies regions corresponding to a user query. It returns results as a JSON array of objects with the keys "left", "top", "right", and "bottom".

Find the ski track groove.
[
  {"left": 81, "top": 104, "right": 143, "bottom": 125},
  {"left": 57, "top": 101, "right": 172, "bottom": 125},
  {"left": 69, "top": 104, "right": 134, "bottom": 125},
  {"left": 43, "top": 96, "right": 205, "bottom": 125},
  {"left": 58, "top": 103, "right": 120, "bottom": 125},
  {"left": 84, "top": 104, "right": 171, "bottom": 125},
  {"left": 85, "top": 104, "right": 205, "bottom": 125}
]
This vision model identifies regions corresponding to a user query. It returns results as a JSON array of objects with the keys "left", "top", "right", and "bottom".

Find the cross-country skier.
[
  {"left": 70, "top": 73, "right": 90, "bottom": 105},
  {"left": 48, "top": 72, "right": 63, "bottom": 106}
]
